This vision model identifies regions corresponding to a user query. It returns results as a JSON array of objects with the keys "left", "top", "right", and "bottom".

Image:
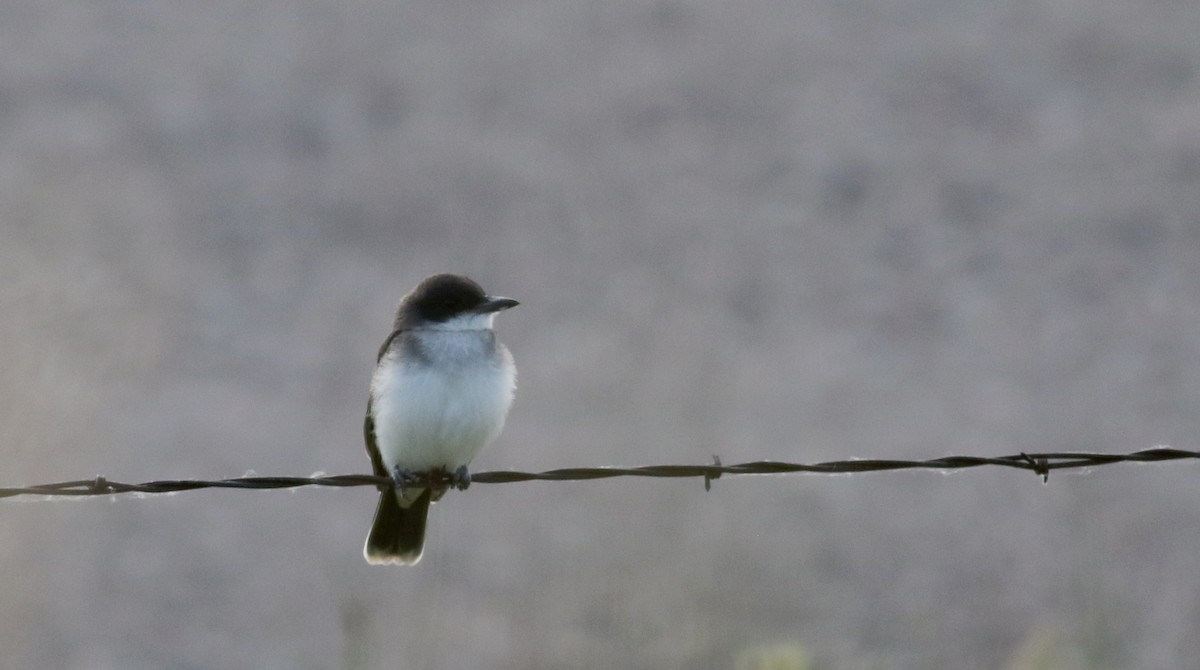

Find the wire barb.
[
  {"left": 704, "top": 455, "right": 722, "bottom": 492},
  {"left": 0, "top": 447, "right": 1193, "bottom": 500},
  {"left": 93, "top": 476, "right": 112, "bottom": 494},
  {"left": 1019, "top": 452, "right": 1051, "bottom": 483}
]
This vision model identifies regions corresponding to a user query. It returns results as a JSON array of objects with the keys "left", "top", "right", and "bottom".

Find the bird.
[{"left": 363, "top": 274, "right": 518, "bottom": 565}]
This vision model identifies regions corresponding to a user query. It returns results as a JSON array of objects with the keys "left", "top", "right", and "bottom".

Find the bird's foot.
[
  {"left": 391, "top": 467, "right": 423, "bottom": 495},
  {"left": 449, "top": 465, "right": 471, "bottom": 491}
]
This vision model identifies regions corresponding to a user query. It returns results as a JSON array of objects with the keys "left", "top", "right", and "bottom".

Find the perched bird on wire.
[{"left": 362, "top": 274, "right": 518, "bottom": 565}]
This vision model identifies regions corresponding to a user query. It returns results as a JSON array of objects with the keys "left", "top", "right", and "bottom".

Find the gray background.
[{"left": 2, "top": 0, "right": 1200, "bottom": 668}]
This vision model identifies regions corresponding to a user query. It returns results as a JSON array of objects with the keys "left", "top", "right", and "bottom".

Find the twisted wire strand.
[{"left": 0, "top": 447, "right": 1194, "bottom": 499}]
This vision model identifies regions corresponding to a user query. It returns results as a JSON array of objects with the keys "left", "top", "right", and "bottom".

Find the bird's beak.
[{"left": 474, "top": 296, "right": 519, "bottom": 313}]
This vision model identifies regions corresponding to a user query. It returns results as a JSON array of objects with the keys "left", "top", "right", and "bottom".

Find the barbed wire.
[{"left": 0, "top": 447, "right": 1194, "bottom": 500}]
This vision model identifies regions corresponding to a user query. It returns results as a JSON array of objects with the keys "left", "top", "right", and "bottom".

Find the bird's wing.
[
  {"left": 364, "top": 397, "right": 387, "bottom": 479},
  {"left": 365, "top": 329, "right": 405, "bottom": 479}
]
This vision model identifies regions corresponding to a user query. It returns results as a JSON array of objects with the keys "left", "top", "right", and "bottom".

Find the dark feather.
[{"left": 364, "top": 487, "right": 431, "bottom": 565}]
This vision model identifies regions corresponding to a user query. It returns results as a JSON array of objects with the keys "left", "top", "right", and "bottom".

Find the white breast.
[{"left": 370, "top": 331, "right": 515, "bottom": 472}]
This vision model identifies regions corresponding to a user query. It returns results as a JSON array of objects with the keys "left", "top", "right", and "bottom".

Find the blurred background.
[{"left": 2, "top": 0, "right": 1199, "bottom": 668}]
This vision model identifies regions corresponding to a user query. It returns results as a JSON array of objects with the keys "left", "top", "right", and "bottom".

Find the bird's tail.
[{"left": 364, "top": 488, "right": 432, "bottom": 565}]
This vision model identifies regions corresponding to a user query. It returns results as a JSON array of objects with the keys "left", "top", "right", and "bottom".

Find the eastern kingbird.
[{"left": 363, "top": 274, "right": 518, "bottom": 565}]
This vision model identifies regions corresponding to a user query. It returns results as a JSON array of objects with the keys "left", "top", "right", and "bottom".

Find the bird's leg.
[{"left": 449, "top": 465, "right": 471, "bottom": 491}]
